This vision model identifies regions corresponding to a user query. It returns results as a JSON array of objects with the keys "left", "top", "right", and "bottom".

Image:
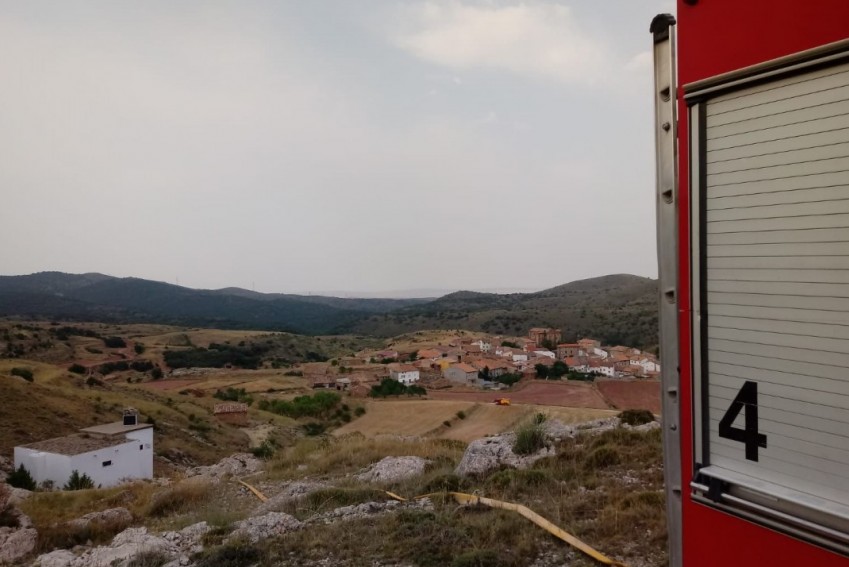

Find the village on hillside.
[{"left": 306, "top": 327, "right": 661, "bottom": 396}]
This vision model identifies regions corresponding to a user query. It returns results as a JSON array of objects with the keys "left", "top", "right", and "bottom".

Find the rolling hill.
[
  {"left": 340, "top": 274, "right": 659, "bottom": 349},
  {"left": 0, "top": 273, "right": 426, "bottom": 335},
  {"left": 0, "top": 272, "right": 659, "bottom": 348}
]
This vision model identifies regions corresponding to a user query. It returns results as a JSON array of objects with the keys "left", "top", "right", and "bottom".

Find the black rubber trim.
[
  {"left": 698, "top": 102, "right": 711, "bottom": 467},
  {"left": 650, "top": 14, "right": 676, "bottom": 44}
]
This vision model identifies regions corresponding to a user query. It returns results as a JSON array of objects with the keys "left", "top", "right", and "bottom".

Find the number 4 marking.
[{"left": 718, "top": 381, "right": 767, "bottom": 462}]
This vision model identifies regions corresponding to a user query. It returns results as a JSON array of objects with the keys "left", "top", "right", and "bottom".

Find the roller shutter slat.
[{"left": 701, "top": 58, "right": 849, "bottom": 518}]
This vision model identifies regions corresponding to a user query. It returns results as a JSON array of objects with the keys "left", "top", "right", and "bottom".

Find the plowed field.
[
  {"left": 428, "top": 380, "right": 610, "bottom": 409},
  {"left": 596, "top": 379, "right": 661, "bottom": 414}
]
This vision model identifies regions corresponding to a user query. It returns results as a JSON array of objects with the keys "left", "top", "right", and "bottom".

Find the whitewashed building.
[
  {"left": 593, "top": 348, "right": 609, "bottom": 359},
  {"left": 14, "top": 409, "right": 153, "bottom": 489},
  {"left": 389, "top": 364, "right": 420, "bottom": 385},
  {"left": 637, "top": 358, "right": 661, "bottom": 373},
  {"left": 588, "top": 360, "right": 616, "bottom": 378},
  {"left": 533, "top": 350, "right": 556, "bottom": 360}
]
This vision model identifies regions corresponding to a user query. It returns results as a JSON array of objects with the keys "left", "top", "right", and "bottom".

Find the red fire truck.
[{"left": 652, "top": 2, "right": 849, "bottom": 565}]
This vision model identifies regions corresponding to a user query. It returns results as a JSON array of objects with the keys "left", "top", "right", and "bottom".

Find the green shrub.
[
  {"left": 619, "top": 409, "right": 655, "bottom": 426},
  {"left": 494, "top": 373, "right": 522, "bottom": 386},
  {"left": 421, "top": 473, "right": 465, "bottom": 493},
  {"left": 68, "top": 364, "right": 86, "bottom": 374},
  {"left": 213, "top": 387, "right": 253, "bottom": 406},
  {"left": 133, "top": 343, "right": 146, "bottom": 355},
  {"left": 7, "top": 464, "right": 36, "bottom": 490},
  {"left": 456, "top": 410, "right": 467, "bottom": 420},
  {"left": 585, "top": 445, "right": 621, "bottom": 469},
  {"left": 164, "top": 342, "right": 269, "bottom": 370},
  {"left": 452, "top": 549, "right": 504, "bottom": 567},
  {"left": 64, "top": 470, "right": 95, "bottom": 491},
  {"left": 302, "top": 422, "right": 327, "bottom": 436},
  {"left": 195, "top": 542, "right": 262, "bottom": 567},
  {"left": 443, "top": 420, "right": 452, "bottom": 427},
  {"left": 513, "top": 422, "right": 546, "bottom": 455},
  {"left": 103, "top": 336, "right": 127, "bottom": 348},
  {"left": 354, "top": 406, "right": 366, "bottom": 417},
  {"left": 260, "top": 391, "right": 341, "bottom": 419},
  {"left": 98, "top": 361, "right": 130, "bottom": 374},
  {"left": 10, "top": 367, "right": 33, "bottom": 382},
  {"left": 250, "top": 442, "right": 275, "bottom": 459},
  {"left": 126, "top": 550, "right": 170, "bottom": 567},
  {"left": 487, "top": 469, "right": 550, "bottom": 490},
  {"left": 369, "top": 378, "right": 426, "bottom": 398}
]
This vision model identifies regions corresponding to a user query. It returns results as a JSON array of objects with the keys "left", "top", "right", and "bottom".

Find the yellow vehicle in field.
[{"left": 493, "top": 398, "right": 511, "bottom": 406}]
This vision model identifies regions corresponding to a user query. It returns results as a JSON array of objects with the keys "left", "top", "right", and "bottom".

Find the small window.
[
  {"left": 140, "top": 445, "right": 144, "bottom": 451},
  {"left": 102, "top": 460, "right": 112, "bottom": 467}
]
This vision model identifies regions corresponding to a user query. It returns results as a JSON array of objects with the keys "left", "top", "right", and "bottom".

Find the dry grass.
[
  {"left": 257, "top": 424, "right": 665, "bottom": 567},
  {"left": 334, "top": 400, "right": 617, "bottom": 443},
  {"left": 20, "top": 483, "right": 157, "bottom": 552},
  {"left": 332, "top": 400, "right": 477, "bottom": 438},
  {"left": 145, "top": 480, "right": 214, "bottom": 518},
  {"left": 265, "top": 434, "right": 465, "bottom": 482},
  {"left": 19, "top": 478, "right": 251, "bottom": 553}
]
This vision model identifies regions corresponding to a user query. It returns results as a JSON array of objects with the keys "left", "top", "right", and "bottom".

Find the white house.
[
  {"left": 533, "top": 350, "right": 556, "bottom": 360},
  {"left": 588, "top": 360, "right": 616, "bottom": 378},
  {"left": 471, "top": 339, "right": 492, "bottom": 353},
  {"left": 511, "top": 352, "right": 528, "bottom": 364},
  {"left": 637, "top": 358, "right": 661, "bottom": 373},
  {"left": 389, "top": 364, "right": 420, "bottom": 385},
  {"left": 14, "top": 409, "right": 153, "bottom": 489}
]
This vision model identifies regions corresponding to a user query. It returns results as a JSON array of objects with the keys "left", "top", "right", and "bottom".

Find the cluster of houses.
[{"left": 312, "top": 328, "right": 660, "bottom": 392}]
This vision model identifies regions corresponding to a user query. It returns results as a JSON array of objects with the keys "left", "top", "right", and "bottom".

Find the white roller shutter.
[{"left": 696, "top": 59, "right": 849, "bottom": 531}]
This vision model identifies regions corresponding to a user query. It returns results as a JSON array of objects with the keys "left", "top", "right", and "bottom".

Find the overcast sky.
[{"left": 0, "top": 1, "right": 673, "bottom": 296}]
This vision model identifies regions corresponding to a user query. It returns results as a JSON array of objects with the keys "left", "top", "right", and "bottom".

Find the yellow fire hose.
[
  {"left": 237, "top": 481, "right": 627, "bottom": 567},
  {"left": 237, "top": 479, "right": 268, "bottom": 502},
  {"left": 444, "top": 492, "right": 628, "bottom": 567}
]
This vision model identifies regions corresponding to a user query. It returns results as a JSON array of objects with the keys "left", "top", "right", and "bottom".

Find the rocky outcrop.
[
  {"left": 185, "top": 453, "right": 262, "bottom": 481},
  {"left": 31, "top": 522, "right": 210, "bottom": 567},
  {"left": 454, "top": 417, "right": 637, "bottom": 477},
  {"left": 7, "top": 487, "right": 33, "bottom": 506},
  {"left": 226, "top": 512, "right": 301, "bottom": 544},
  {"left": 355, "top": 456, "right": 429, "bottom": 484},
  {"left": 454, "top": 433, "right": 554, "bottom": 476},
  {"left": 308, "top": 498, "right": 433, "bottom": 525},
  {"left": 254, "top": 481, "right": 327, "bottom": 515},
  {"left": 0, "top": 520, "right": 37, "bottom": 565},
  {"left": 66, "top": 507, "right": 132, "bottom": 530}
]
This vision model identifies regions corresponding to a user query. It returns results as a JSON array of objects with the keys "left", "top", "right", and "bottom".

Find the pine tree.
[
  {"left": 6, "top": 464, "right": 36, "bottom": 491},
  {"left": 64, "top": 470, "right": 94, "bottom": 491}
]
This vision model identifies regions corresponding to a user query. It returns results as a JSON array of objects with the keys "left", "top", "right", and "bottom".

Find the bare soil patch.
[
  {"left": 596, "top": 379, "right": 662, "bottom": 414},
  {"left": 429, "top": 380, "right": 610, "bottom": 409}
]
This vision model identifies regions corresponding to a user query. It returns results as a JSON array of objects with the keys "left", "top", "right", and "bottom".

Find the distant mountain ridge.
[
  {"left": 0, "top": 272, "right": 659, "bottom": 347},
  {"left": 0, "top": 272, "right": 428, "bottom": 334},
  {"left": 342, "top": 274, "right": 659, "bottom": 349}
]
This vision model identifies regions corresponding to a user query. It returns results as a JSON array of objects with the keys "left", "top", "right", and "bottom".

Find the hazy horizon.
[
  {"left": 1, "top": 1, "right": 673, "bottom": 293},
  {"left": 1, "top": 268, "right": 654, "bottom": 298}
]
